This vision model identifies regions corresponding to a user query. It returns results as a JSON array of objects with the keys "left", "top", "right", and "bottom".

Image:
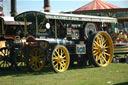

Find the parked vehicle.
[{"left": 0, "top": 11, "right": 117, "bottom": 72}]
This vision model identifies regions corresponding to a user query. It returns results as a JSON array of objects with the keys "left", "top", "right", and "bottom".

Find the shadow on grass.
[
  {"left": 114, "top": 82, "right": 128, "bottom": 85},
  {"left": 0, "top": 64, "right": 93, "bottom": 77},
  {"left": 0, "top": 65, "right": 53, "bottom": 77},
  {"left": 69, "top": 64, "right": 94, "bottom": 70}
]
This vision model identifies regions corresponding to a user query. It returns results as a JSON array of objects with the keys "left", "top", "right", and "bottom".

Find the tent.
[{"left": 75, "top": 0, "right": 120, "bottom": 12}]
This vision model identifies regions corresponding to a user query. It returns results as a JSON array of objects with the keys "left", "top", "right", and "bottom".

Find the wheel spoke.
[
  {"left": 58, "top": 65, "right": 62, "bottom": 70},
  {"left": 95, "top": 56, "right": 98, "bottom": 62},
  {"left": 6, "top": 49, "right": 9, "bottom": 55},
  {"left": 53, "top": 60, "right": 56, "bottom": 64},
  {"left": 97, "top": 35, "right": 102, "bottom": 45},
  {"left": 53, "top": 53, "right": 57, "bottom": 58},
  {"left": 104, "top": 52, "right": 110, "bottom": 57},
  {"left": 2, "top": 50, "right": 6, "bottom": 57},
  {"left": 61, "top": 59, "right": 66, "bottom": 63},
  {"left": 53, "top": 57, "right": 58, "bottom": 60},
  {"left": 93, "top": 51, "right": 99, "bottom": 56},
  {"left": 60, "top": 49, "right": 64, "bottom": 56},
  {"left": 103, "top": 39, "right": 107, "bottom": 45},
  {"left": 1, "top": 61, "right": 5, "bottom": 67},
  {"left": 62, "top": 55, "right": 66, "bottom": 58},
  {"left": 103, "top": 43, "right": 107, "bottom": 47},
  {"left": 54, "top": 63, "right": 58, "bottom": 68},
  {"left": 58, "top": 49, "right": 60, "bottom": 55},
  {"left": 55, "top": 49, "right": 59, "bottom": 56},
  {"left": 94, "top": 41, "right": 100, "bottom": 47},
  {"left": 104, "top": 46, "right": 110, "bottom": 49},
  {"left": 100, "top": 35, "right": 104, "bottom": 45},
  {"left": 6, "top": 61, "right": 10, "bottom": 67},
  {"left": 104, "top": 49, "right": 107, "bottom": 52},
  {"left": 99, "top": 39, "right": 102, "bottom": 46},
  {"left": 93, "top": 47, "right": 99, "bottom": 50},
  {"left": 102, "top": 54, "right": 107, "bottom": 63},
  {"left": 60, "top": 62, "right": 65, "bottom": 70},
  {"left": 97, "top": 53, "right": 101, "bottom": 61},
  {"left": 100, "top": 59, "right": 103, "bottom": 64}
]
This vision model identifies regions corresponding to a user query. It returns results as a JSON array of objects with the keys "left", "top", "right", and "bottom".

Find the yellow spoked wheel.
[
  {"left": 29, "top": 47, "right": 46, "bottom": 72},
  {"left": 51, "top": 45, "right": 70, "bottom": 73},
  {"left": 87, "top": 32, "right": 113, "bottom": 67},
  {"left": 0, "top": 47, "right": 12, "bottom": 69}
]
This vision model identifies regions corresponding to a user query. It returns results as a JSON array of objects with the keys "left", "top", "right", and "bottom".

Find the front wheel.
[
  {"left": 51, "top": 45, "right": 70, "bottom": 73},
  {"left": 87, "top": 31, "right": 113, "bottom": 67}
]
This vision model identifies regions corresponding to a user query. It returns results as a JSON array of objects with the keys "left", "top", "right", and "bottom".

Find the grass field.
[{"left": 0, "top": 63, "right": 128, "bottom": 85}]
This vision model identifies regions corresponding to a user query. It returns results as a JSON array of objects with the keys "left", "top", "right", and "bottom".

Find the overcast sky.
[{"left": 2, "top": 0, "right": 128, "bottom": 16}]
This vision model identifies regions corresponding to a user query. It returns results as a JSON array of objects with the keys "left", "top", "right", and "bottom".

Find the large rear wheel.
[
  {"left": 27, "top": 47, "right": 46, "bottom": 72},
  {"left": 87, "top": 32, "right": 113, "bottom": 67},
  {"left": 51, "top": 45, "right": 70, "bottom": 73}
]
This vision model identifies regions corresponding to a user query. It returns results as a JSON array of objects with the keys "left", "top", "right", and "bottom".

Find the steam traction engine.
[
  {"left": 0, "top": 11, "right": 117, "bottom": 72},
  {"left": 0, "top": 16, "right": 31, "bottom": 69}
]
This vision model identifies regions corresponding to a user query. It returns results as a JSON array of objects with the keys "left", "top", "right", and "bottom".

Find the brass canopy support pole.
[
  {"left": 1, "top": 19, "right": 4, "bottom": 35},
  {"left": 36, "top": 15, "right": 39, "bottom": 36},
  {"left": 101, "top": 22, "right": 104, "bottom": 31},
  {"left": 24, "top": 17, "right": 28, "bottom": 36},
  {"left": 55, "top": 20, "right": 57, "bottom": 38}
]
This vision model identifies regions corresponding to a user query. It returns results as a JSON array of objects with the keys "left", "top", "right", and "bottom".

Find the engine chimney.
[
  {"left": 44, "top": 0, "right": 50, "bottom": 12},
  {"left": 10, "top": 0, "right": 17, "bottom": 17}
]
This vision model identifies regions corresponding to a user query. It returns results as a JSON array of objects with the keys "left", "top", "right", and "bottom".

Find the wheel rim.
[
  {"left": 0, "top": 48, "right": 12, "bottom": 69},
  {"left": 52, "top": 46, "right": 70, "bottom": 72},
  {"left": 93, "top": 32, "right": 113, "bottom": 67},
  {"left": 29, "top": 47, "right": 45, "bottom": 71}
]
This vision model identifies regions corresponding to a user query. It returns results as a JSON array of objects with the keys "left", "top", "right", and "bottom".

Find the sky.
[{"left": 2, "top": 0, "right": 128, "bottom": 16}]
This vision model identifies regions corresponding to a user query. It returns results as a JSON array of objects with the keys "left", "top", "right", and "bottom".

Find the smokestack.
[
  {"left": 44, "top": 0, "right": 50, "bottom": 12},
  {"left": 10, "top": 0, "right": 17, "bottom": 17}
]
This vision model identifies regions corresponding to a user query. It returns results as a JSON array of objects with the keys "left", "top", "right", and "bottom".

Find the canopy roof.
[
  {"left": 75, "top": 0, "right": 120, "bottom": 12},
  {"left": 14, "top": 11, "right": 117, "bottom": 23},
  {"left": 0, "top": 16, "right": 31, "bottom": 25}
]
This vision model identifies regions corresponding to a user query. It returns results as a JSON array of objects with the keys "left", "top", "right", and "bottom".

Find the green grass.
[{"left": 0, "top": 64, "right": 128, "bottom": 85}]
